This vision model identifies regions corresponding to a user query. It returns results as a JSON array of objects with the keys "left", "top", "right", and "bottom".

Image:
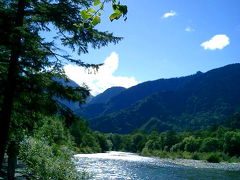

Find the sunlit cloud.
[
  {"left": 162, "top": 10, "right": 177, "bottom": 19},
  {"left": 201, "top": 34, "right": 230, "bottom": 50},
  {"left": 64, "top": 52, "right": 138, "bottom": 96}
]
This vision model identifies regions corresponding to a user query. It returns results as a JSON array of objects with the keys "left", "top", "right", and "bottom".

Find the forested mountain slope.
[
  {"left": 77, "top": 64, "right": 240, "bottom": 134},
  {"left": 75, "top": 86, "right": 126, "bottom": 119},
  {"left": 74, "top": 64, "right": 240, "bottom": 133}
]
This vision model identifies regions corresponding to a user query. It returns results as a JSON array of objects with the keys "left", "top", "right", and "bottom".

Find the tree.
[
  {"left": 131, "top": 133, "right": 146, "bottom": 152},
  {"left": 182, "top": 136, "right": 201, "bottom": 153},
  {"left": 0, "top": 0, "right": 127, "bottom": 172},
  {"left": 94, "top": 132, "right": 110, "bottom": 152},
  {"left": 163, "top": 130, "right": 178, "bottom": 151},
  {"left": 200, "top": 137, "right": 222, "bottom": 152},
  {"left": 70, "top": 118, "right": 90, "bottom": 146},
  {"left": 223, "top": 131, "right": 240, "bottom": 156},
  {"left": 109, "top": 134, "right": 122, "bottom": 150},
  {"left": 144, "top": 132, "right": 163, "bottom": 151}
]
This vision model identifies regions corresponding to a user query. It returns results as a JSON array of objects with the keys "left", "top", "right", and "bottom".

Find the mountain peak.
[{"left": 88, "top": 86, "right": 126, "bottom": 105}]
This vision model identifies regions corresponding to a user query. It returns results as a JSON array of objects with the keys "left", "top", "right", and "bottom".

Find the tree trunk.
[
  {"left": 0, "top": 0, "right": 25, "bottom": 171},
  {"left": 7, "top": 141, "right": 18, "bottom": 180}
]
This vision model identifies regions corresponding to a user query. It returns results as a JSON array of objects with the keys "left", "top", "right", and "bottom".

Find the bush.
[
  {"left": 18, "top": 116, "right": 90, "bottom": 179},
  {"left": 34, "top": 116, "right": 74, "bottom": 147},
  {"left": 80, "top": 133, "right": 101, "bottom": 152},
  {"left": 144, "top": 139, "right": 163, "bottom": 151},
  {"left": 19, "top": 137, "right": 88, "bottom": 179},
  {"left": 200, "top": 137, "right": 222, "bottom": 152},
  {"left": 182, "top": 136, "right": 201, "bottom": 152},
  {"left": 170, "top": 142, "right": 184, "bottom": 152},
  {"left": 141, "top": 147, "right": 152, "bottom": 156},
  {"left": 191, "top": 152, "right": 200, "bottom": 160},
  {"left": 223, "top": 132, "right": 240, "bottom": 156},
  {"left": 206, "top": 153, "right": 221, "bottom": 163}
]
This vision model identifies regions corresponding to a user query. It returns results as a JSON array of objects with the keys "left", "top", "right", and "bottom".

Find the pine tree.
[{"left": 0, "top": 0, "right": 127, "bottom": 172}]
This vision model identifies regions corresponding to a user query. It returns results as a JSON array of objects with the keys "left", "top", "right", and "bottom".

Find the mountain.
[
  {"left": 75, "top": 86, "right": 126, "bottom": 119},
  {"left": 88, "top": 87, "right": 126, "bottom": 105},
  {"left": 56, "top": 79, "right": 82, "bottom": 111},
  {"left": 76, "top": 75, "right": 195, "bottom": 119},
  {"left": 77, "top": 64, "right": 240, "bottom": 134}
]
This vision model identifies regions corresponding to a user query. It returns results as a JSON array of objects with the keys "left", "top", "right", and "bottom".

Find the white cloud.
[
  {"left": 162, "top": 10, "right": 177, "bottom": 19},
  {"left": 201, "top": 34, "right": 230, "bottom": 50},
  {"left": 64, "top": 52, "right": 138, "bottom": 96},
  {"left": 185, "top": 26, "right": 195, "bottom": 32}
]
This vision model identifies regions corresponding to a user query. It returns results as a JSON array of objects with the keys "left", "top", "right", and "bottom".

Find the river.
[{"left": 74, "top": 151, "right": 240, "bottom": 180}]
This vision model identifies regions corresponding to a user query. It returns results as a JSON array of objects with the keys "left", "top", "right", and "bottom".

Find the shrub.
[
  {"left": 34, "top": 116, "right": 74, "bottom": 147},
  {"left": 223, "top": 132, "right": 240, "bottom": 156},
  {"left": 80, "top": 133, "right": 101, "bottom": 152},
  {"left": 141, "top": 147, "right": 152, "bottom": 156},
  {"left": 182, "top": 136, "right": 201, "bottom": 152},
  {"left": 170, "top": 142, "right": 184, "bottom": 152},
  {"left": 191, "top": 152, "right": 200, "bottom": 160},
  {"left": 200, "top": 137, "right": 222, "bottom": 152},
  {"left": 206, "top": 153, "right": 221, "bottom": 163},
  {"left": 19, "top": 137, "right": 88, "bottom": 179}
]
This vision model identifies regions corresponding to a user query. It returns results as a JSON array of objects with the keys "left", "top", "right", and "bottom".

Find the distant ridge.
[
  {"left": 75, "top": 86, "right": 126, "bottom": 119},
  {"left": 76, "top": 63, "right": 240, "bottom": 134},
  {"left": 88, "top": 87, "right": 126, "bottom": 105}
]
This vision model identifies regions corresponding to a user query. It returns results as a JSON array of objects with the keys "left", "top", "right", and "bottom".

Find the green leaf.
[
  {"left": 109, "top": 12, "right": 121, "bottom": 21},
  {"left": 100, "top": 4, "right": 104, "bottom": 10},
  {"left": 80, "top": 10, "right": 91, "bottom": 20},
  {"left": 112, "top": 4, "right": 118, "bottom": 11},
  {"left": 114, "top": 9, "right": 122, "bottom": 14},
  {"left": 118, "top": 5, "right": 128, "bottom": 16},
  {"left": 92, "top": 16, "right": 101, "bottom": 26},
  {"left": 94, "top": 0, "right": 101, "bottom": 6},
  {"left": 87, "top": 8, "right": 96, "bottom": 13},
  {"left": 98, "top": 12, "right": 101, "bottom": 16}
]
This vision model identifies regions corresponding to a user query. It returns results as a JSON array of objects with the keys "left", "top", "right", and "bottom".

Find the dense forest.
[
  {"left": 69, "top": 113, "right": 240, "bottom": 164},
  {"left": 107, "top": 123, "right": 240, "bottom": 163}
]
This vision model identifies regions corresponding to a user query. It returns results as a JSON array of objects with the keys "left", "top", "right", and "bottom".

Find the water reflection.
[{"left": 74, "top": 151, "right": 240, "bottom": 180}]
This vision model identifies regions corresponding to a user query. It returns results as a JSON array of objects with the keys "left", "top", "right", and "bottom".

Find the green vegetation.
[
  {"left": 104, "top": 126, "right": 240, "bottom": 163},
  {"left": 0, "top": 0, "right": 127, "bottom": 179},
  {"left": 65, "top": 112, "right": 240, "bottom": 164},
  {"left": 1, "top": 0, "right": 240, "bottom": 179},
  {"left": 19, "top": 116, "right": 86, "bottom": 179},
  {"left": 79, "top": 64, "right": 240, "bottom": 134}
]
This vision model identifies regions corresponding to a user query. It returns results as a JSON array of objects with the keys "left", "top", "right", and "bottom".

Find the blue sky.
[{"left": 64, "top": 0, "right": 240, "bottom": 95}]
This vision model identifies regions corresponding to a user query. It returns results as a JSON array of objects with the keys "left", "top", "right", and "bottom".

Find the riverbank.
[
  {"left": 161, "top": 158, "right": 240, "bottom": 171},
  {"left": 140, "top": 150, "right": 240, "bottom": 163}
]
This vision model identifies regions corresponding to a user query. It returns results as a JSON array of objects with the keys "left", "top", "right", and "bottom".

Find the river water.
[{"left": 74, "top": 151, "right": 240, "bottom": 180}]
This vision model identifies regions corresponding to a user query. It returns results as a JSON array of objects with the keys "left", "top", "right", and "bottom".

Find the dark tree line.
[{"left": 105, "top": 125, "right": 240, "bottom": 163}]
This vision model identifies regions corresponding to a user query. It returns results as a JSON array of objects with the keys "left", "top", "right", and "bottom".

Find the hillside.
[
  {"left": 88, "top": 87, "right": 126, "bottom": 105},
  {"left": 75, "top": 86, "right": 126, "bottom": 119},
  {"left": 76, "top": 64, "right": 240, "bottom": 134},
  {"left": 56, "top": 79, "right": 82, "bottom": 111}
]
